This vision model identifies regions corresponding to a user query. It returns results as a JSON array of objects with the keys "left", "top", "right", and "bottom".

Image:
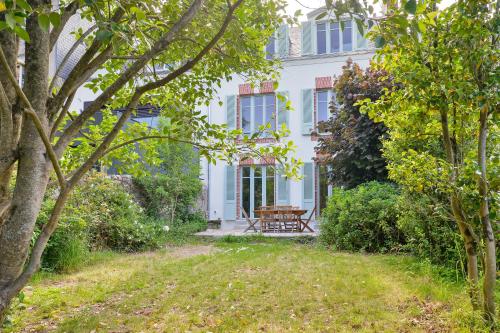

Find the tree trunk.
[
  {"left": 478, "top": 107, "right": 496, "bottom": 324},
  {"left": 439, "top": 107, "right": 481, "bottom": 310},
  {"left": 0, "top": 3, "right": 51, "bottom": 322}
]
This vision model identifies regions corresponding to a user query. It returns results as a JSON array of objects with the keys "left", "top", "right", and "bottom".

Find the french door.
[{"left": 241, "top": 166, "right": 275, "bottom": 218}]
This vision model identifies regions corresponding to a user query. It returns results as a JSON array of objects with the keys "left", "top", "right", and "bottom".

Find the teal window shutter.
[
  {"left": 225, "top": 95, "right": 236, "bottom": 130},
  {"left": 301, "top": 89, "right": 313, "bottom": 135},
  {"left": 224, "top": 165, "right": 236, "bottom": 220},
  {"left": 302, "top": 162, "right": 314, "bottom": 215},
  {"left": 301, "top": 22, "right": 312, "bottom": 55},
  {"left": 277, "top": 24, "right": 289, "bottom": 58},
  {"left": 277, "top": 91, "right": 289, "bottom": 131},
  {"left": 276, "top": 171, "right": 289, "bottom": 205}
]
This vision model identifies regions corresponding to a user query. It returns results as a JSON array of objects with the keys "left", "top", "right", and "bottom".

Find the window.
[
  {"left": 241, "top": 96, "right": 252, "bottom": 134},
  {"left": 342, "top": 21, "right": 352, "bottom": 51},
  {"left": 240, "top": 94, "right": 275, "bottom": 135},
  {"left": 314, "top": 20, "right": 363, "bottom": 54},
  {"left": 317, "top": 90, "right": 330, "bottom": 123},
  {"left": 316, "top": 22, "right": 327, "bottom": 54},
  {"left": 241, "top": 166, "right": 276, "bottom": 218},
  {"left": 265, "top": 36, "right": 275, "bottom": 60},
  {"left": 330, "top": 22, "right": 340, "bottom": 53}
]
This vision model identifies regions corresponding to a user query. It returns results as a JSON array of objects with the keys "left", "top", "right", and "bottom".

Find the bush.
[
  {"left": 319, "top": 181, "right": 402, "bottom": 252},
  {"left": 134, "top": 142, "right": 203, "bottom": 225},
  {"left": 37, "top": 172, "right": 165, "bottom": 272},
  {"left": 396, "top": 191, "right": 465, "bottom": 271}
]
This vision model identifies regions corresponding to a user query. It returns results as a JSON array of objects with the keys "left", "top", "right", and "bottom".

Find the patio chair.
[
  {"left": 300, "top": 206, "right": 316, "bottom": 232},
  {"left": 241, "top": 207, "right": 259, "bottom": 232}
]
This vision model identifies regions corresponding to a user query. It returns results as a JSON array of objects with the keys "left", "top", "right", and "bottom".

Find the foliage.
[
  {"left": 315, "top": 60, "right": 394, "bottom": 189},
  {"left": 36, "top": 172, "right": 166, "bottom": 272},
  {"left": 325, "top": 0, "right": 498, "bottom": 320},
  {"left": 396, "top": 191, "right": 465, "bottom": 273},
  {"left": 320, "top": 181, "right": 402, "bottom": 253},
  {"left": 134, "top": 140, "right": 203, "bottom": 224}
]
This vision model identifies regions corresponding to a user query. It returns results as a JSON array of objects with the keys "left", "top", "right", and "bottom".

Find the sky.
[{"left": 285, "top": 0, "right": 456, "bottom": 19}]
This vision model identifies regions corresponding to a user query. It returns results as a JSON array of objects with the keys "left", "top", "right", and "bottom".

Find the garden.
[{"left": 0, "top": 0, "right": 497, "bottom": 331}]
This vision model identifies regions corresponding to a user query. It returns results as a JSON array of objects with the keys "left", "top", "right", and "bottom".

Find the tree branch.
[
  {"left": 48, "top": 24, "right": 97, "bottom": 93},
  {"left": 0, "top": 48, "right": 66, "bottom": 190},
  {"left": 50, "top": 91, "right": 75, "bottom": 140},
  {"left": 139, "top": 0, "right": 243, "bottom": 93},
  {"left": 103, "top": 135, "right": 223, "bottom": 156},
  {"left": 49, "top": 1, "right": 80, "bottom": 52},
  {"left": 54, "top": 0, "right": 205, "bottom": 158}
]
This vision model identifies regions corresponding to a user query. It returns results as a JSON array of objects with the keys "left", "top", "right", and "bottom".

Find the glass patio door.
[{"left": 241, "top": 166, "right": 275, "bottom": 218}]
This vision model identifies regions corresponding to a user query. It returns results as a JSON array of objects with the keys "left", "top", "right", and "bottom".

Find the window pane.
[
  {"left": 330, "top": 22, "right": 340, "bottom": 53},
  {"left": 242, "top": 166, "right": 250, "bottom": 178},
  {"left": 242, "top": 176, "right": 251, "bottom": 216},
  {"left": 254, "top": 168, "right": 262, "bottom": 209},
  {"left": 317, "top": 91, "right": 329, "bottom": 123},
  {"left": 266, "top": 167, "right": 275, "bottom": 206},
  {"left": 265, "top": 36, "right": 275, "bottom": 60},
  {"left": 265, "top": 94, "right": 275, "bottom": 131},
  {"left": 342, "top": 21, "right": 352, "bottom": 52},
  {"left": 316, "top": 23, "right": 326, "bottom": 54},
  {"left": 241, "top": 96, "right": 251, "bottom": 134},
  {"left": 254, "top": 95, "right": 264, "bottom": 132}
]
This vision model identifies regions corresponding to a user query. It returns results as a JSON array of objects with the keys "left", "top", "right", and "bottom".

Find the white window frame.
[
  {"left": 240, "top": 94, "right": 276, "bottom": 135},
  {"left": 316, "top": 89, "right": 334, "bottom": 133},
  {"left": 314, "top": 19, "right": 366, "bottom": 55}
]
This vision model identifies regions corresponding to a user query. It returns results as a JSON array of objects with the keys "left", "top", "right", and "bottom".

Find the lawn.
[{"left": 6, "top": 239, "right": 484, "bottom": 332}]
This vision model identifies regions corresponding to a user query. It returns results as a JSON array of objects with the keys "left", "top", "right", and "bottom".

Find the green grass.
[{"left": 5, "top": 240, "right": 489, "bottom": 332}]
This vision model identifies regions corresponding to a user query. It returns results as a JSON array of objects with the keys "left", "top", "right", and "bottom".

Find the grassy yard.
[{"left": 6, "top": 239, "right": 486, "bottom": 332}]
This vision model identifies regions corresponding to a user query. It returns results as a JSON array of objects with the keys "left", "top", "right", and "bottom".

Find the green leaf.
[
  {"left": 130, "top": 7, "right": 146, "bottom": 21},
  {"left": 16, "top": 0, "right": 32, "bottom": 11},
  {"left": 96, "top": 29, "right": 113, "bottom": 42},
  {"left": 49, "top": 12, "right": 61, "bottom": 27},
  {"left": 417, "top": 21, "right": 426, "bottom": 33},
  {"left": 404, "top": 0, "right": 417, "bottom": 15},
  {"left": 5, "top": 12, "right": 16, "bottom": 29},
  {"left": 14, "top": 25, "right": 30, "bottom": 42},
  {"left": 374, "top": 35, "right": 385, "bottom": 48},
  {"left": 38, "top": 14, "right": 50, "bottom": 32}
]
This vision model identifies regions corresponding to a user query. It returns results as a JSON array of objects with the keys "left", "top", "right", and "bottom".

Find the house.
[
  {"left": 199, "top": 8, "right": 375, "bottom": 227},
  {"left": 49, "top": 5, "right": 375, "bottom": 228}
]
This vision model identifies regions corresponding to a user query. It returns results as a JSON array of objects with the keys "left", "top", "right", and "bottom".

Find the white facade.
[{"left": 202, "top": 9, "right": 375, "bottom": 224}]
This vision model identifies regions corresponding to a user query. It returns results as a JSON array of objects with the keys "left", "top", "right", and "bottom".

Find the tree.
[
  {"left": 0, "top": 0, "right": 297, "bottom": 321},
  {"left": 315, "top": 60, "right": 393, "bottom": 189},
  {"left": 326, "top": 0, "right": 498, "bottom": 324}
]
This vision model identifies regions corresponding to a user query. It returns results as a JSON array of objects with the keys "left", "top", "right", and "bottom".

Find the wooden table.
[{"left": 254, "top": 206, "right": 313, "bottom": 233}]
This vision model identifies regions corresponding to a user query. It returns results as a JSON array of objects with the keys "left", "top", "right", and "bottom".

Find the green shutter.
[
  {"left": 224, "top": 165, "right": 236, "bottom": 220},
  {"left": 277, "top": 24, "right": 289, "bottom": 58},
  {"left": 225, "top": 95, "right": 236, "bottom": 130},
  {"left": 277, "top": 91, "right": 289, "bottom": 130},
  {"left": 301, "top": 22, "right": 312, "bottom": 55},
  {"left": 276, "top": 170, "right": 289, "bottom": 205},
  {"left": 301, "top": 89, "right": 313, "bottom": 134},
  {"left": 302, "top": 162, "right": 314, "bottom": 215}
]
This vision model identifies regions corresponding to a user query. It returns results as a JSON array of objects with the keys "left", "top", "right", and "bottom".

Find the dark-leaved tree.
[{"left": 315, "top": 60, "right": 395, "bottom": 189}]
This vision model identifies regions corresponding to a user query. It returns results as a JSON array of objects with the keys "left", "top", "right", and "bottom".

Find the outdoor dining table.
[{"left": 253, "top": 206, "right": 314, "bottom": 233}]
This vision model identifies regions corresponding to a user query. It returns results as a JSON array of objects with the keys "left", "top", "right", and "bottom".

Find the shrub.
[
  {"left": 36, "top": 172, "right": 164, "bottom": 272},
  {"left": 319, "top": 181, "right": 402, "bottom": 252},
  {"left": 396, "top": 191, "right": 465, "bottom": 272}
]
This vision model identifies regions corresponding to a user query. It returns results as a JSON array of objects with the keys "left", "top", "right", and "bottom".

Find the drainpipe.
[{"left": 206, "top": 102, "right": 211, "bottom": 220}]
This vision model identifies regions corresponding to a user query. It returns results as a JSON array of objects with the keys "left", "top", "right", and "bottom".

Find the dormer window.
[
  {"left": 302, "top": 18, "right": 369, "bottom": 56},
  {"left": 316, "top": 23, "right": 327, "bottom": 54}
]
